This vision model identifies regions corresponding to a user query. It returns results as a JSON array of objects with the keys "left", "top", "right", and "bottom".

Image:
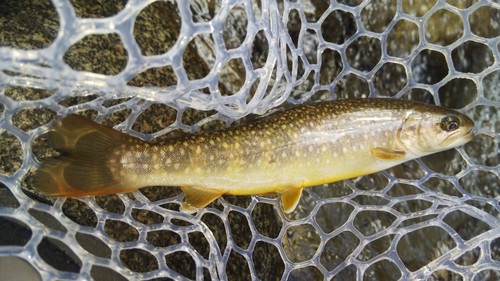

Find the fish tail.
[{"left": 33, "top": 115, "right": 139, "bottom": 197}]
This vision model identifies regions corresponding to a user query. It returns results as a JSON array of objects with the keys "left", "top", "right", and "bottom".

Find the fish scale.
[{"left": 33, "top": 98, "right": 475, "bottom": 214}]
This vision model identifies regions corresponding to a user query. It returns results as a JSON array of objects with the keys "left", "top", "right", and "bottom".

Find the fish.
[{"left": 33, "top": 98, "right": 475, "bottom": 214}]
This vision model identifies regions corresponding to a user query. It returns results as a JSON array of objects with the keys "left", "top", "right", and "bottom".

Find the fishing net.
[{"left": 0, "top": 0, "right": 499, "bottom": 280}]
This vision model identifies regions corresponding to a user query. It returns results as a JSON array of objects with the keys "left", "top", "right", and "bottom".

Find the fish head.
[{"left": 398, "top": 105, "right": 475, "bottom": 155}]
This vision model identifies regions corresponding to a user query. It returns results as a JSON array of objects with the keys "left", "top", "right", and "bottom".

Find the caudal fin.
[{"left": 33, "top": 115, "right": 140, "bottom": 197}]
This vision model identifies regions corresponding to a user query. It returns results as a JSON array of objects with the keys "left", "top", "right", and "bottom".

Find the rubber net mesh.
[{"left": 0, "top": 0, "right": 499, "bottom": 280}]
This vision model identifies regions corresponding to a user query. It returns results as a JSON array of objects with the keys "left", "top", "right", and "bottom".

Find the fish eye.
[{"left": 440, "top": 115, "right": 460, "bottom": 132}]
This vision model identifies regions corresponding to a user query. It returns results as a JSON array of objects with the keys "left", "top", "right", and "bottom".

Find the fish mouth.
[
  {"left": 441, "top": 126, "right": 476, "bottom": 148},
  {"left": 464, "top": 127, "right": 476, "bottom": 141}
]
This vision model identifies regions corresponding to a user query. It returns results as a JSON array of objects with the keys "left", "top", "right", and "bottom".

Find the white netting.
[{"left": 0, "top": 0, "right": 499, "bottom": 280}]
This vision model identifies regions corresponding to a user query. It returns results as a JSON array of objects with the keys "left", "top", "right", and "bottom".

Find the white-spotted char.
[{"left": 33, "top": 99, "right": 475, "bottom": 213}]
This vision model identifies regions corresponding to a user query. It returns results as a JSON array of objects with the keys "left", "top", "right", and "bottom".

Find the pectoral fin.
[
  {"left": 371, "top": 147, "right": 406, "bottom": 161},
  {"left": 280, "top": 188, "right": 303, "bottom": 214},
  {"left": 180, "top": 186, "right": 223, "bottom": 214}
]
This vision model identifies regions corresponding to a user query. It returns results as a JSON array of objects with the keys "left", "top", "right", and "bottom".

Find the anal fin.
[
  {"left": 371, "top": 147, "right": 406, "bottom": 161},
  {"left": 280, "top": 188, "right": 303, "bottom": 214},
  {"left": 180, "top": 186, "right": 223, "bottom": 214}
]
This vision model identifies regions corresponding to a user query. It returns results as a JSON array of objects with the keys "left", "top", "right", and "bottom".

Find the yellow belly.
[{"left": 141, "top": 147, "right": 408, "bottom": 196}]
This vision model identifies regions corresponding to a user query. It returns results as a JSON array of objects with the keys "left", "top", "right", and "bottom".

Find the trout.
[{"left": 33, "top": 99, "right": 475, "bottom": 214}]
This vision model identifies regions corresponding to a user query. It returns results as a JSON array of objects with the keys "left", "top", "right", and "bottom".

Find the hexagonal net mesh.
[{"left": 0, "top": 0, "right": 499, "bottom": 280}]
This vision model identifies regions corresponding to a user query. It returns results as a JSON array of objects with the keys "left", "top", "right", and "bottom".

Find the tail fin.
[{"left": 33, "top": 115, "right": 139, "bottom": 197}]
